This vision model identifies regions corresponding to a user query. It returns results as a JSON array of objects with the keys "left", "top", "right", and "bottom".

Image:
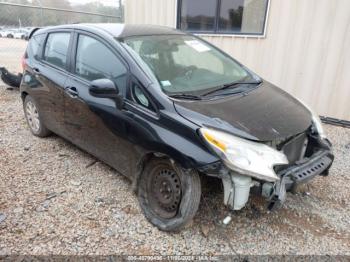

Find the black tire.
[
  {"left": 23, "top": 95, "right": 51, "bottom": 137},
  {"left": 138, "top": 158, "right": 201, "bottom": 231}
]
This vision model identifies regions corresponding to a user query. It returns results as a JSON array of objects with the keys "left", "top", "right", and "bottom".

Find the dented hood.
[{"left": 173, "top": 81, "right": 312, "bottom": 141}]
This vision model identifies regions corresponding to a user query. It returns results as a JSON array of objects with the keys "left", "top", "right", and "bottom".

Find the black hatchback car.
[{"left": 20, "top": 24, "right": 334, "bottom": 231}]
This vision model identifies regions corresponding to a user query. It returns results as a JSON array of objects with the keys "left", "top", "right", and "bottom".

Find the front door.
[{"left": 63, "top": 33, "right": 135, "bottom": 176}]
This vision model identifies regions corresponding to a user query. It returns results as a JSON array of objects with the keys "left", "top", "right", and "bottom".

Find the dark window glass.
[
  {"left": 219, "top": 0, "right": 244, "bottom": 32},
  {"left": 132, "top": 84, "right": 154, "bottom": 111},
  {"left": 180, "top": 0, "right": 217, "bottom": 32},
  {"left": 28, "top": 34, "right": 45, "bottom": 60},
  {"left": 75, "top": 35, "right": 127, "bottom": 93},
  {"left": 43, "top": 33, "right": 70, "bottom": 69},
  {"left": 178, "top": 0, "right": 269, "bottom": 35}
]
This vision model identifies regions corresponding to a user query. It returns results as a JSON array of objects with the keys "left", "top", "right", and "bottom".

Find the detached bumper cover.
[
  {"left": 268, "top": 149, "right": 334, "bottom": 210},
  {"left": 279, "top": 150, "right": 334, "bottom": 185}
]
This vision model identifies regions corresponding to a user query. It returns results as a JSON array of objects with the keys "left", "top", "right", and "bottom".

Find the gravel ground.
[{"left": 0, "top": 85, "right": 349, "bottom": 256}]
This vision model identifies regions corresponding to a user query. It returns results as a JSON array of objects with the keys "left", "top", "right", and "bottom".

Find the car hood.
[{"left": 173, "top": 81, "right": 312, "bottom": 141}]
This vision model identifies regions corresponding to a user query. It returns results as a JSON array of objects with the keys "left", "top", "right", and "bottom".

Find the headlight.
[
  {"left": 200, "top": 128, "right": 288, "bottom": 182},
  {"left": 312, "top": 114, "right": 326, "bottom": 139}
]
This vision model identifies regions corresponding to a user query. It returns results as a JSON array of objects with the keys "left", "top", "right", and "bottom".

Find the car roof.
[{"left": 35, "top": 23, "right": 185, "bottom": 39}]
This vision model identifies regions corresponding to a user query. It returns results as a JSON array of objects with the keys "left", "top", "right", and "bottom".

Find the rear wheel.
[
  {"left": 23, "top": 95, "right": 51, "bottom": 137},
  {"left": 138, "top": 158, "right": 201, "bottom": 231}
]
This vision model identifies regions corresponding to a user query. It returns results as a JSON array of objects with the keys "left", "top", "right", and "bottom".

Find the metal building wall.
[{"left": 125, "top": 0, "right": 350, "bottom": 121}]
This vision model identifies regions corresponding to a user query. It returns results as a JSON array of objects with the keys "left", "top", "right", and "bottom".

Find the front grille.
[
  {"left": 282, "top": 133, "right": 308, "bottom": 164},
  {"left": 268, "top": 132, "right": 309, "bottom": 164},
  {"left": 268, "top": 137, "right": 290, "bottom": 150}
]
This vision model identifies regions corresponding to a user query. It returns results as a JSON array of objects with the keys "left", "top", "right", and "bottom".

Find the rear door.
[
  {"left": 28, "top": 31, "right": 73, "bottom": 135},
  {"left": 63, "top": 32, "right": 134, "bottom": 175}
]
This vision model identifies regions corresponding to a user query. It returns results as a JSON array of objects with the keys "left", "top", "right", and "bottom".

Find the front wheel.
[{"left": 138, "top": 158, "right": 201, "bottom": 231}]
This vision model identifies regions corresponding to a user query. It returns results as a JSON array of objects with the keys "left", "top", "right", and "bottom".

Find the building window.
[{"left": 177, "top": 0, "right": 269, "bottom": 36}]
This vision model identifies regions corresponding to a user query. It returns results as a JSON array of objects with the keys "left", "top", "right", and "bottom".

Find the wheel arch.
[
  {"left": 132, "top": 152, "right": 169, "bottom": 193},
  {"left": 21, "top": 91, "right": 28, "bottom": 101},
  {"left": 132, "top": 150, "right": 205, "bottom": 193},
  {"left": 131, "top": 133, "right": 222, "bottom": 192}
]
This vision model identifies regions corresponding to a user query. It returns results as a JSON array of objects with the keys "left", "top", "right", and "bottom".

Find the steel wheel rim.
[
  {"left": 148, "top": 166, "right": 182, "bottom": 219},
  {"left": 25, "top": 101, "right": 40, "bottom": 133}
]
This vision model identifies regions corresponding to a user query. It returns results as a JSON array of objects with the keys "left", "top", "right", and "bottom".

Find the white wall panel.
[{"left": 125, "top": 0, "right": 350, "bottom": 120}]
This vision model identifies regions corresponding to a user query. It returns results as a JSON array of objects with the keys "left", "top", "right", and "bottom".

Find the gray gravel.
[{"left": 0, "top": 86, "right": 349, "bottom": 255}]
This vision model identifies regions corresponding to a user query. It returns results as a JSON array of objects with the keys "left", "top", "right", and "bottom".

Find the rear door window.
[
  {"left": 27, "top": 34, "right": 45, "bottom": 60},
  {"left": 43, "top": 32, "right": 71, "bottom": 70},
  {"left": 75, "top": 34, "right": 128, "bottom": 94}
]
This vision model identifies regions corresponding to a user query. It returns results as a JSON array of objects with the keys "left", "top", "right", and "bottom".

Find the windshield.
[{"left": 123, "top": 34, "right": 256, "bottom": 95}]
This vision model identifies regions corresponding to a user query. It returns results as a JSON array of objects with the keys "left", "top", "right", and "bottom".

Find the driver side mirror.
[{"left": 89, "top": 79, "right": 124, "bottom": 109}]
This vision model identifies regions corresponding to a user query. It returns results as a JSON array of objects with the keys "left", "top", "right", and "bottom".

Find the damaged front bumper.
[
  {"left": 267, "top": 149, "right": 334, "bottom": 210},
  {"left": 219, "top": 147, "right": 334, "bottom": 211},
  {"left": 198, "top": 129, "right": 335, "bottom": 211}
]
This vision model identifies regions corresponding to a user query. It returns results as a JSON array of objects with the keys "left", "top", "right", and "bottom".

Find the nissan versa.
[{"left": 20, "top": 24, "right": 334, "bottom": 231}]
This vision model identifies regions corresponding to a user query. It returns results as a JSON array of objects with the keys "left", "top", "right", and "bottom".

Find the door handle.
[
  {"left": 33, "top": 67, "right": 40, "bottom": 74},
  {"left": 65, "top": 86, "right": 79, "bottom": 98}
]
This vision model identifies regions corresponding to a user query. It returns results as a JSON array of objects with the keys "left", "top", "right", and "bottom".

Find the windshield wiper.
[
  {"left": 169, "top": 93, "right": 202, "bottom": 100},
  {"left": 202, "top": 81, "right": 262, "bottom": 97}
]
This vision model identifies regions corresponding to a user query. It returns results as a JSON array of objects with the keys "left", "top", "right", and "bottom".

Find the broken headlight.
[
  {"left": 312, "top": 114, "right": 326, "bottom": 139},
  {"left": 200, "top": 128, "right": 289, "bottom": 182},
  {"left": 295, "top": 97, "right": 327, "bottom": 139}
]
